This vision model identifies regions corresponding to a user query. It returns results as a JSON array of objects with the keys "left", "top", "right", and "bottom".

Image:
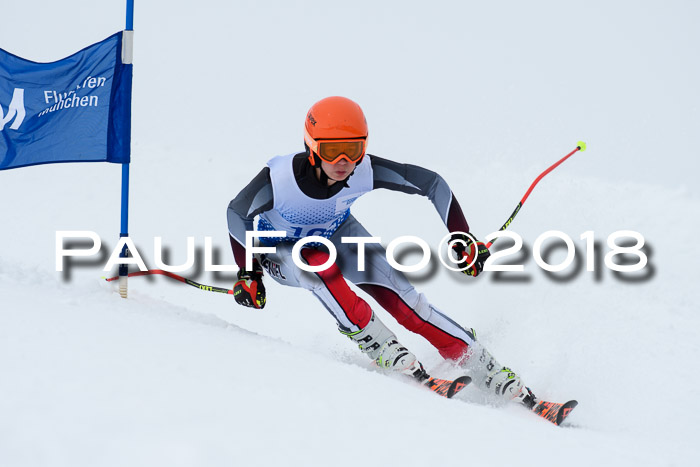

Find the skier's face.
[{"left": 320, "top": 158, "right": 356, "bottom": 185}]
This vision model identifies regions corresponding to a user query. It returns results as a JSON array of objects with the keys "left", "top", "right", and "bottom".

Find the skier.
[{"left": 227, "top": 96, "right": 536, "bottom": 407}]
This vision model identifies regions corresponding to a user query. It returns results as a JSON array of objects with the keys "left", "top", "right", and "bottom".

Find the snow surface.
[{"left": 2, "top": 1, "right": 699, "bottom": 466}]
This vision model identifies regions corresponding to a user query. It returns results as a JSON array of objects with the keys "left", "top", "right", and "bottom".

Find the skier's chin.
[{"left": 324, "top": 168, "right": 350, "bottom": 182}]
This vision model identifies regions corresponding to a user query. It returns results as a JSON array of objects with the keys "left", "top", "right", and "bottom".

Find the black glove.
[
  {"left": 449, "top": 233, "right": 491, "bottom": 277},
  {"left": 233, "top": 260, "right": 266, "bottom": 309}
]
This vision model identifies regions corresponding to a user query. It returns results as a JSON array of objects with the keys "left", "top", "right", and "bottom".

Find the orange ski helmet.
[{"left": 304, "top": 96, "right": 368, "bottom": 166}]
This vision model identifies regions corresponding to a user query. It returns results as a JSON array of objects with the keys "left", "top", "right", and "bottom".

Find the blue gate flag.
[{"left": 0, "top": 32, "right": 132, "bottom": 170}]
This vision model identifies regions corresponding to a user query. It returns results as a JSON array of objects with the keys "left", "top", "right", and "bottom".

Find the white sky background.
[{"left": 2, "top": 0, "right": 699, "bottom": 193}]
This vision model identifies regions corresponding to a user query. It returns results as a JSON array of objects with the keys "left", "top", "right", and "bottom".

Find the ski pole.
[
  {"left": 485, "top": 141, "right": 586, "bottom": 249},
  {"left": 104, "top": 269, "right": 233, "bottom": 295},
  {"left": 104, "top": 142, "right": 585, "bottom": 292}
]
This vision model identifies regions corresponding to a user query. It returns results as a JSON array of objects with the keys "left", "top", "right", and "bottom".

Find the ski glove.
[
  {"left": 450, "top": 233, "right": 491, "bottom": 277},
  {"left": 233, "top": 260, "right": 266, "bottom": 309}
]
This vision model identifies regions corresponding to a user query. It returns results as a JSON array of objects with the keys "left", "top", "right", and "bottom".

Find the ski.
[
  {"left": 423, "top": 375, "right": 471, "bottom": 399},
  {"left": 531, "top": 399, "right": 578, "bottom": 426}
]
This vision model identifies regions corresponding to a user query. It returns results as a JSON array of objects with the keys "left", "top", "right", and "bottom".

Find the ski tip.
[
  {"left": 447, "top": 376, "right": 472, "bottom": 399},
  {"left": 532, "top": 399, "right": 578, "bottom": 426},
  {"left": 555, "top": 400, "right": 578, "bottom": 426},
  {"left": 423, "top": 375, "right": 471, "bottom": 398}
]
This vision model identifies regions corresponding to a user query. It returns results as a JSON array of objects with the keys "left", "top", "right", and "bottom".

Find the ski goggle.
[{"left": 304, "top": 129, "right": 366, "bottom": 164}]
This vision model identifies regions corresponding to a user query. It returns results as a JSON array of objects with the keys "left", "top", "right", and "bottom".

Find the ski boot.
[
  {"left": 342, "top": 312, "right": 428, "bottom": 382},
  {"left": 461, "top": 343, "right": 536, "bottom": 407},
  {"left": 485, "top": 366, "right": 534, "bottom": 404},
  {"left": 517, "top": 386, "right": 538, "bottom": 409}
]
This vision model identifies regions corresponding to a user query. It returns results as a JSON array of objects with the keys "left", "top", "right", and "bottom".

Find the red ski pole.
[
  {"left": 104, "top": 269, "right": 234, "bottom": 295},
  {"left": 485, "top": 142, "right": 586, "bottom": 249}
]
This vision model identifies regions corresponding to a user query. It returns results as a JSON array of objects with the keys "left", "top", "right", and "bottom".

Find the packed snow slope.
[{"left": 2, "top": 1, "right": 699, "bottom": 466}]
